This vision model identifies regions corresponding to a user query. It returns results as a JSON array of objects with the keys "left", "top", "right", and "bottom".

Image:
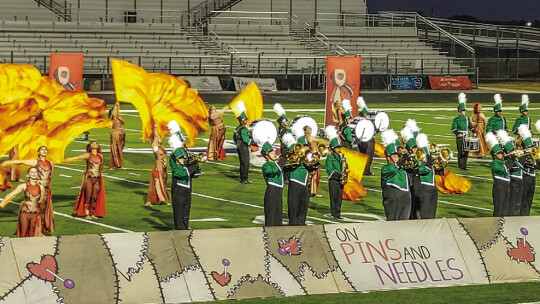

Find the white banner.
[
  {"left": 233, "top": 77, "right": 277, "bottom": 92},
  {"left": 181, "top": 76, "right": 222, "bottom": 91}
]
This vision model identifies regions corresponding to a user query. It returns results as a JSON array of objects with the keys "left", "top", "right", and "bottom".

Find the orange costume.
[
  {"left": 110, "top": 115, "right": 125, "bottom": 168},
  {"left": 16, "top": 182, "right": 43, "bottom": 237},
  {"left": 207, "top": 111, "right": 227, "bottom": 160},
  {"left": 147, "top": 145, "right": 170, "bottom": 204},
  {"left": 73, "top": 154, "right": 106, "bottom": 217},
  {"left": 36, "top": 159, "right": 55, "bottom": 232},
  {"left": 469, "top": 109, "right": 488, "bottom": 158}
]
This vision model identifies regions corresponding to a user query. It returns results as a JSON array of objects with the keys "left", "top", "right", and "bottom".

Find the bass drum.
[
  {"left": 249, "top": 119, "right": 278, "bottom": 147},
  {"left": 290, "top": 115, "right": 318, "bottom": 138},
  {"left": 355, "top": 119, "right": 375, "bottom": 142},
  {"left": 373, "top": 111, "right": 390, "bottom": 132}
]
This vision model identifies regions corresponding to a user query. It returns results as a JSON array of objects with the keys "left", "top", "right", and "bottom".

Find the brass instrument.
[
  {"left": 185, "top": 151, "right": 207, "bottom": 178},
  {"left": 415, "top": 148, "right": 426, "bottom": 163},
  {"left": 517, "top": 146, "right": 540, "bottom": 166},
  {"left": 303, "top": 143, "right": 329, "bottom": 171},
  {"left": 397, "top": 149, "right": 418, "bottom": 170},
  {"left": 340, "top": 152, "right": 349, "bottom": 185},
  {"left": 432, "top": 147, "right": 453, "bottom": 173}
]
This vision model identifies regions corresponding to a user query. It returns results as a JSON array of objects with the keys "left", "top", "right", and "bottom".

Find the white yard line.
[{"left": 59, "top": 174, "right": 72, "bottom": 178}]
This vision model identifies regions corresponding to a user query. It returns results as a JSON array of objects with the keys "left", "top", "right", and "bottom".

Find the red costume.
[
  {"left": 73, "top": 154, "right": 106, "bottom": 217},
  {"left": 16, "top": 182, "right": 42, "bottom": 237},
  {"left": 36, "top": 159, "right": 54, "bottom": 232}
]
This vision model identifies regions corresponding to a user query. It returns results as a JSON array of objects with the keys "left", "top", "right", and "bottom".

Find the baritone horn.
[{"left": 433, "top": 147, "right": 453, "bottom": 173}]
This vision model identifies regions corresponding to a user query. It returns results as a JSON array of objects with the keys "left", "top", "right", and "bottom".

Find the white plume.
[
  {"left": 415, "top": 133, "right": 429, "bottom": 149},
  {"left": 400, "top": 126, "right": 414, "bottom": 141},
  {"left": 342, "top": 99, "right": 352, "bottom": 112},
  {"left": 496, "top": 130, "right": 512, "bottom": 145},
  {"left": 168, "top": 133, "right": 184, "bottom": 150},
  {"left": 485, "top": 132, "right": 499, "bottom": 148},
  {"left": 405, "top": 119, "right": 420, "bottom": 132},
  {"left": 357, "top": 96, "right": 367, "bottom": 109},
  {"left": 282, "top": 133, "right": 296, "bottom": 147},
  {"left": 522, "top": 94, "right": 529, "bottom": 107},
  {"left": 518, "top": 124, "right": 532, "bottom": 139},
  {"left": 458, "top": 92, "right": 467, "bottom": 104},
  {"left": 494, "top": 93, "right": 502, "bottom": 105},
  {"left": 535, "top": 119, "right": 540, "bottom": 134},
  {"left": 236, "top": 100, "right": 246, "bottom": 113},
  {"left": 381, "top": 129, "right": 398, "bottom": 147},
  {"left": 167, "top": 120, "right": 181, "bottom": 134},
  {"left": 273, "top": 103, "right": 286, "bottom": 117},
  {"left": 325, "top": 125, "right": 338, "bottom": 140}
]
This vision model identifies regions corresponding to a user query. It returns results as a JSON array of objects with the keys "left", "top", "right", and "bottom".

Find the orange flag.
[
  {"left": 229, "top": 82, "right": 263, "bottom": 123},
  {"left": 435, "top": 168, "right": 472, "bottom": 194},
  {"left": 341, "top": 148, "right": 369, "bottom": 201},
  {"left": 112, "top": 59, "right": 208, "bottom": 146},
  {"left": 374, "top": 141, "right": 386, "bottom": 158}
]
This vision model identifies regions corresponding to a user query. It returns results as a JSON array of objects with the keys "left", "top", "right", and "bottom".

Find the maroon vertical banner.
[
  {"left": 49, "top": 53, "right": 84, "bottom": 91},
  {"left": 325, "top": 56, "right": 361, "bottom": 127}
]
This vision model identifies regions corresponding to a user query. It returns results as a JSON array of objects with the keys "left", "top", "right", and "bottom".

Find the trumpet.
[
  {"left": 186, "top": 152, "right": 208, "bottom": 165},
  {"left": 517, "top": 146, "right": 540, "bottom": 166}
]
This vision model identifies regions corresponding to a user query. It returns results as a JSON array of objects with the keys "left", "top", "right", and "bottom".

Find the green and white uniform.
[
  {"left": 262, "top": 160, "right": 283, "bottom": 226},
  {"left": 381, "top": 163, "right": 411, "bottom": 221}
]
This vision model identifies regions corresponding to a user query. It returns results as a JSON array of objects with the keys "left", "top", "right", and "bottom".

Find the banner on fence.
[
  {"left": 391, "top": 75, "right": 430, "bottom": 90},
  {"left": 325, "top": 56, "right": 361, "bottom": 127},
  {"left": 233, "top": 77, "right": 277, "bottom": 91},
  {"left": 181, "top": 76, "right": 222, "bottom": 91},
  {"left": 429, "top": 76, "right": 472, "bottom": 90},
  {"left": 49, "top": 53, "right": 84, "bottom": 91}
]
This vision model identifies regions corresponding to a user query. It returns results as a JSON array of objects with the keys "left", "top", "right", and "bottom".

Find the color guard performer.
[
  {"left": 486, "top": 132, "right": 512, "bottom": 217},
  {"left": 109, "top": 102, "right": 125, "bottom": 169},
  {"left": 233, "top": 102, "right": 252, "bottom": 184},
  {"left": 451, "top": 94, "right": 474, "bottom": 170},
  {"left": 325, "top": 126, "right": 346, "bottom": 219},
  {"left": 339, "top": 99, "right": 354, "bottom": 149},
  {"left": 415, "top": 133, "right": 438, "bottom": 219},
  {"left": 168, "top": 124, "right": 192, "bottom": 230},
  {"left": 357, "top": 97, "right": 375, "bottom": 175},
  {"left": 146, "top": 125, "right": 170, "bottom": 207},
  {"left": 380, "top": 130, "right": 411, "bottom": 221},
  {"left": 518, "top": 125, "right": 538, "bottom": 216},
  {"left": 0, "top": 167, "right": 45, "bottom": 237},
  {"left": 485, "top": 94, "right": 507, "bottom": 134},
  {"left": 207, "top": 105, "right": 229, "bottom": 161},
  {"left": 261, "top": 142, "right": 284, "bottom": 226}
]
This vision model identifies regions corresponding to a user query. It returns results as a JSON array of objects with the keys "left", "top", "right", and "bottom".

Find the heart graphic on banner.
[
  {"left": 26, "top": 255, "right": 57, "bottom": 282},
  {"left": 211, "top": 271, "right": 231, "bottom": 286},
  {"left": 507, "top": 238, "right": 536, "bottom": 263}
]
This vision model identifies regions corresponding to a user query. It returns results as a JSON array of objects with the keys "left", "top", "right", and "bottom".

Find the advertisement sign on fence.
[
  {"left": 181, "top": 76, "right": 222, "bottom": 91},
  {"left": 391, "top": 75, "right": 429, "bottom": 90},
  {"left": 429, "top": 76, "right": 472, "bottom": 90},
  {"left": 233, "top": 77, "right": 277, "bottom": 91}
]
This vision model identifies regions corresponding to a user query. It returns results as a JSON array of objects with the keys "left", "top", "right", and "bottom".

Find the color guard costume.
[
  {"left": 415, "top": 133, "right": 438, "bottom": 219},
  {"left": 233, "top": 104, "right": 252, "bottom": 184},
  {"left": 486, "top": 132, "right": 512, "bottom": 217},
  {"left": 357, "top": 97, "right": 375, "bottom": 175},
  {"left": 485, "top": 94, "right": 507, "bottom": 134},
  {"left": 451, "top": 94, "right": 474, "bottom": 170},
  {"left": 325, "top": 126, "right": 345, "bottom": 219},
  {"left": 261, "top": 142, "right": 284, "bottom": 226},
  {"left": 380, "top": 130, "right": 411, "bottom": 221},
  {"left": 168, "top": 126, "right": 192, "bottom": 230}
]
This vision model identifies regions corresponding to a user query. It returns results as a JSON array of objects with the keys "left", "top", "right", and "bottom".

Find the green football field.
[{"left": 1, "top": 99, "right": 539, "bottom": 303}]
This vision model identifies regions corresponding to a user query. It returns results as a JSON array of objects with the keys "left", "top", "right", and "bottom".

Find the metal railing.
[{"left": 34, "top": 0, "right": 71, "bottom": 21}]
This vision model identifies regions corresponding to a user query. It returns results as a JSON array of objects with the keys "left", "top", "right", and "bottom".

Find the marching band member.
[
  {"left": 485, "top": 93, "right": 507, "bottom": 134},
  {"left": 274, "top": 103, "right": 292, "bottom": 168},
  {"left": 401, "top": 126, "right": 421, "bottom": 219},
  {"left": 486, "top": 132, "right": 512, "bottom": 217},
  {"left": 512, "top": 95, "right": 532, "bottom": 147},
  {"left": 519, "top": 124, "right": 538, "bottom": 216},
  {"left": 2, "top": 146, "right": 55, "bottom": 233},
  {"left": 261, "top": 142, "right": 284, "bottom": 226},
  {"left": 405, "top": 119, "right": 421, "bottom": 139},
  {"left": 325, "top": 126, "right": 346, "bottom": 219},
  {"left": 451, "top": 93, "right": 474, "bottom": 170},
  {"left": 298, "top": 125, "right": 322, "bottom": 198},
  {"left": 283, "top": 133, "right": 310, "bottom": 226},
  {"left": 497, "top": 130, "right": 523, "bottom": 216},
  {"left": 233, "top": 101, "right": 252, "bottom": 184},
  {"left": 0, "top": 167, "right": 45, "bottom": 237},
  {"left": 168, "top": 124, "right": 192, "bottom": 230},
  {"left": 357, "top": 97, "right": 375, "bottom": 175},
  {"left": 339, "top": 99, "right": 354, "bottom": 149},
  {"left": 415, "top": 133, "right": 438, "bottom": 219},
  {"left": 381, "top": 130, "right": 411, "bottom": 221}
]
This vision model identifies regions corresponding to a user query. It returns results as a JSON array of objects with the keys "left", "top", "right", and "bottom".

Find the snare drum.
[
  {"left": 464, "top": 137, "right": 479, "bottom": 152},
  {"left": 531, "top": 138, "right": 539, "bottom": 147}
]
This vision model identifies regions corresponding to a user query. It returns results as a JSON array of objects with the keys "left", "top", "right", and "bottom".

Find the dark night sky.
[{"left": 366, "top": 0, "right": 540, "bottom": 21}]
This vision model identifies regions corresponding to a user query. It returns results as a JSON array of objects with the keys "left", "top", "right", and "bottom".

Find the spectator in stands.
[{"left": 206, "top": 105, "right": 228, "bottom": 161}]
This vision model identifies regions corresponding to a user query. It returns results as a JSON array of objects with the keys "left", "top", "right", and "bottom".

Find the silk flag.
[
  {"left": 435, "top": 168, "right": 472, "bottom": 194},
  {"left": 341, "top": 148, "right": 368, "bottom": 201},
  {"left": 229, "top": 82, "right": 263, "bottom": 123},
  {"left": 112, "top": 59, "right": 208, "bottom": 146},
  {"left": 325, "top": 56, "right": 361, "bottom": 127}
]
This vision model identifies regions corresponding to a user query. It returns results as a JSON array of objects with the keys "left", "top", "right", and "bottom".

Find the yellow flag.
[
  {"left": 111, "top": 59, "right": 208, "bottom": 145},
  {"left": 341, "top": 148, "right": 369, "bottom": 201},
  {"left": 435, "top": 168, "right": 472, "bottom": 194},
  {"left": 229, "top": 82, "right": 263, "bottom": 123}
]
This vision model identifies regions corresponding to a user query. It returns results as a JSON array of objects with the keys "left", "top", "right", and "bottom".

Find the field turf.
[{"left": 1, "top": 99, "right": 539, "bottom": 303}]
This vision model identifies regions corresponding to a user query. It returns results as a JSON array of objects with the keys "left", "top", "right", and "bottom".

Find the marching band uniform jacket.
[
  {"left": 262, "top": 160, "right": 283, "bottom": 226},
  {"left": 381, "top": 163, "right": 411, "bottom": 221}
]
